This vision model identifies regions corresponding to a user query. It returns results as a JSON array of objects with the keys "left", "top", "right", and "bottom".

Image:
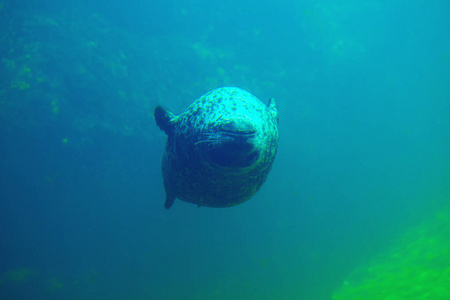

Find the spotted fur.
[{"left": 155, "top": 87, "right": 278, "bottom": 209}]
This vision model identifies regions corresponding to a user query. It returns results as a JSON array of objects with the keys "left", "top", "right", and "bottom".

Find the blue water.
[{"left": 0, "top": 1, "right": 449, "bottom": 299}]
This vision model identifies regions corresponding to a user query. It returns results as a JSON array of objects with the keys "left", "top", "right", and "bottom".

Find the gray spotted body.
[{"left": 155, "top": 87, "right": 278, "bottom": 209}]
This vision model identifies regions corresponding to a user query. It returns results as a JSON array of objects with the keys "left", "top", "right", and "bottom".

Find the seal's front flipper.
[
  {"left": 164, "top": 193, "right": 176, "bottom": 209},
  {"left": 155, "top": 106, "right": 176, "bottom": 136}
]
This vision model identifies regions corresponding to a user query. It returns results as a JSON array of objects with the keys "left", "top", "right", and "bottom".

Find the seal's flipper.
[
  {"left": 155, "top": 106, "right": 176, "bottom": 136},
  {"left": 164, "top": 193, "right": 176, "bottom": 209}
]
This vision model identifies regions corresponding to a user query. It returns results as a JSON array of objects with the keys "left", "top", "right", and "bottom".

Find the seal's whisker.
[
  {"left": 195, "top": 138, "right": 219, "bottom": 146},
  {"left": 194, "top": 140, "right": 210, "bottom": 146}
]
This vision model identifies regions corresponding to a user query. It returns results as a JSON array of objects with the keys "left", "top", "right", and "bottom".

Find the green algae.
[
  {"left": 333, "top": 205, "right": 450, "bottom": 300},
  {"left": 1, "top": 268, "right": 32, "bottom": 282},
  {"left": 0, "top": 268, "right": 67, "bottom": 298},
  {"left": 46, "top": 277, "right": 63, "bottom": 293},
  {"left": 11, "top": 80, "right": 30, "bottom": 90},
  {"left": 51, "top": 99, "right": 59, "bottom": 114}
]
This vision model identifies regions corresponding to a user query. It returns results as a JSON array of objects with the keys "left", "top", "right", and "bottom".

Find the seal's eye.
[{"left": 208, "top": 131, "right": 259, "bottom": 168}]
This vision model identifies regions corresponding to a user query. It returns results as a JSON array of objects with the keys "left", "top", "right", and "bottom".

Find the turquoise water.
[{"left": 0, "top": 1, "right": 449, "bottom": 299}]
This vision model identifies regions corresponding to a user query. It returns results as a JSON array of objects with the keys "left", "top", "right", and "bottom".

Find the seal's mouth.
[{"left": 208, "top": 130, "right": 259, "bottom": 168}]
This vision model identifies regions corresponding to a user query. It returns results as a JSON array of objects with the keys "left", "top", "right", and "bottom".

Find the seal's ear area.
[
  {"left": 155, "top": 106, "right": 176, "bottom": 135},
  {"left": 268, "top": 98, "right": 279, "bottom": 124}
]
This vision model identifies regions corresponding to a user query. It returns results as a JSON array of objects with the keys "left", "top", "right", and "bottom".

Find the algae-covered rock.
[{"left": 333, "top": 205, "right": 450, "bottom": 300}]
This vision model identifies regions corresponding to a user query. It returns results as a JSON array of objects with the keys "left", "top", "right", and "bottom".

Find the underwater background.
[{"left": 0, "top": 0, "right": 449, "bottom": 299}]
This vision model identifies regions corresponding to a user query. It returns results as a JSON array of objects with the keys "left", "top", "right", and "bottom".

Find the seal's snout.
[{"left": 208, "top": 129, "right": 259, "bottom": 168}]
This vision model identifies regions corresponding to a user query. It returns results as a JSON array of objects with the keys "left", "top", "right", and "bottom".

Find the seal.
[{"left": 155, "top": 87, "right": 279, "bottom": 209}]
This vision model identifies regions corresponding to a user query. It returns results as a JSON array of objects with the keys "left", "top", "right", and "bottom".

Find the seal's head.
[{"left": 155, "top": 87, "right": 278, "bottom": 209}]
